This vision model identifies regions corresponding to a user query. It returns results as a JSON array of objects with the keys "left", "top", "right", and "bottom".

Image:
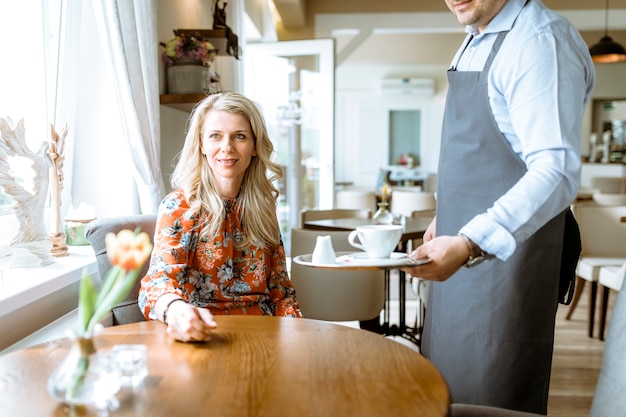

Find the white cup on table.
[{"left": 348, "top": 225, "right": 403, "bottom": 259}]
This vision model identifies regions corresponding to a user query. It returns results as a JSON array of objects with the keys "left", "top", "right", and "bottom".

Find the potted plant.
[{"left": 160, "top": 31, "right": 219, "bottom": 94}]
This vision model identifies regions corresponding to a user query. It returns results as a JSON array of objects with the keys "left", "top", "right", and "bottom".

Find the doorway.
[{"left": 244, "top": 39, "right": 335, "bottom": 254}]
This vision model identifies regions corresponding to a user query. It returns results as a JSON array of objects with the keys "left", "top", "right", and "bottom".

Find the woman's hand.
[{"left": 162, "top": 298, "right": 217, "bottom": 342}]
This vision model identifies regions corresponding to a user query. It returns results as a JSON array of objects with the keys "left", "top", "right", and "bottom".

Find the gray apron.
[{"left": 421, "top": 31, "right": 567, "bottom": 414}]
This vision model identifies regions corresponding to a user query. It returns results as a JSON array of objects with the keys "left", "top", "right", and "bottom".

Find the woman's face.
[
  {"left": 444, "top": 0, "right": 507, "bottom": 32},
  {"left": 201, "top": 109, "right": 257, "bottom": 197}
]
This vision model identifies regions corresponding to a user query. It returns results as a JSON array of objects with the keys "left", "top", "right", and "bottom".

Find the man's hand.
[
  {"left": 422, "top": 215, "right": 436, "bottom": 243},
  {"left": 400, "top": 235, "right": 470, "bottom": 282}
]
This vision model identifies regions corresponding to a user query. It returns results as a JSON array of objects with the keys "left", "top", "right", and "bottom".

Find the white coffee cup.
[{"left": 348, "top": 225, "right": 403, "bottom": 259}]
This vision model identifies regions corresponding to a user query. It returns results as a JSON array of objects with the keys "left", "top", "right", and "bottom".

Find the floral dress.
[{"left": 139, "top": 190, "right": 301, "bottom": 319}]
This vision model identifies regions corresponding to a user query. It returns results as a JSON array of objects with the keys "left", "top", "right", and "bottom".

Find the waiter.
[{"left": 402, "top": 0, "right": 595, "bottom": 414}]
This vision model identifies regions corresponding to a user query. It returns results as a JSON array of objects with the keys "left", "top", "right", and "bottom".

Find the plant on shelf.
[{"left": 160, "top": 30, "right": 217, "bottom": 67}]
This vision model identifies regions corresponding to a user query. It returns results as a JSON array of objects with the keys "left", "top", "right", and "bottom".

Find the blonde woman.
[{"left": 139, "top": 92, "right": 301, "bottom": 342}]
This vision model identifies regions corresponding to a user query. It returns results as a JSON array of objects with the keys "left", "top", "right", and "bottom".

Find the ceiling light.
[{"left": 589, "top": 0, "right": 626, "bottom": 63}]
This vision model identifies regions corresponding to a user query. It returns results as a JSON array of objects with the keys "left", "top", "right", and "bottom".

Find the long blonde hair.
[{"left": 170, "top": 92, "right": 282, "bottom": 249}]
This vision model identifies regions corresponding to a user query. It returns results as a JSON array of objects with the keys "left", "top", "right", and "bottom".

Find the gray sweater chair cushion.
[{"left": 85, "top": 214, "right": 157, "bottom": 326}]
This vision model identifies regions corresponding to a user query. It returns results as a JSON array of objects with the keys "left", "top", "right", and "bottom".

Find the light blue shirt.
[{"left": 451, "top": 0, "right": 595, "bottom": 260}]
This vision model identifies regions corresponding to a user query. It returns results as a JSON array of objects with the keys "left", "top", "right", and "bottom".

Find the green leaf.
[
  {"left": 94, "top": 265, "right": 122, "bottom": 307},
  {"left": 78, "top": 273, "right": 98, "bottom": 333},
  {"left": 87, "top": 268, "right": 141, "bottom": 332}
]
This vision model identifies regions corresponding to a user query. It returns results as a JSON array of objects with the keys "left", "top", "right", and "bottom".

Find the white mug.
[{"left": 348, "top": 225, "right": 403, "bottom": 259}]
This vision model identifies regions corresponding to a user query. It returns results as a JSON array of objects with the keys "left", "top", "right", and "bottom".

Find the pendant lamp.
[{"left": 589, "top": 0, "right": 626, "bottom": 63}]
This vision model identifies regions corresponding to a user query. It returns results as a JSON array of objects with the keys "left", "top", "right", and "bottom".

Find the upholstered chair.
[{"left": 85, "top": 214, "right": 157, "bottom": 326}]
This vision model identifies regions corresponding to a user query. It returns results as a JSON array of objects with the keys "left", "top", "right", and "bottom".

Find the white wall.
[
  {"left": 157, "top": 0, "right": 245, "bottom": 193},
  {"left": 335, "top": 64, "right": 448, "bottom": 188},
  {"left": 334, "top": 60, "right": 626, "bottom": 189}
]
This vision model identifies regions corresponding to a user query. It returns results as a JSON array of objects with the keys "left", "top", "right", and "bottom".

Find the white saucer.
[
  {"left": 336, "top": 252, "right": 410, "bottom": 267},
  {"left": 292, "top": 251, "right": 430, "bottom": 269}
]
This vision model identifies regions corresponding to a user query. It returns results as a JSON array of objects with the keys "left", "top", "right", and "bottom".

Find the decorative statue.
[
  {"left": 48, "top": 123, "right": 69, "bottom": 257},
  {"left": 0, "top": 117, "right": 55, "bottom": 267},
  {"left": 213, "top": 0, "right": 240, "bottom": 59}
]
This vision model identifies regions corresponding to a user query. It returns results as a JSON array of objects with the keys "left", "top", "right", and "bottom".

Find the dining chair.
[
  {"left": 300, "top": 208, "right": 371, "bottom": 228},
  {"left": 390, "top": 190, "right": 436, "bottom": 218},
  {"left": 590, "top": 176, "right": 626, "bottom": 194},
  {"left": 85, "top": 214, "right": 157, "bottom": 326},
  {"left": 592, "top": 192, "right": 626, "bottom": 205},
  {"left": 565, "top": 204, "right": 626, "bottom": 338},
  {"left": 289, "top": 228, "right": 385, "bottom": 323},
  {"left": 450, "top": 262, "right": 626, "bottom": 417},
  {"left": 598, "top": 261, "right": 626, "bottom": 341},
  {"left": 334, "top": 188, "right": 378, "bottom": 211},
  {"left": 408, "top": 209, "right": 436, "bottom": 334}
]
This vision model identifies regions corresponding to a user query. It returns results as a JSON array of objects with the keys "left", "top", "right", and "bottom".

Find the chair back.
[
  {"left": 290, "top": 228, "right": 385, "bottom": 321},
  {"left": 85, "top": 214, "right": 157, "bottom": 325},
  {"left": 390, "top": 190, "right": 436, "bottom": 218},
  {"left": 300, "top": 208, "right": 371, "bottom": 228},
  {"left": 592, "top": 192, "right": 626, "bottom": 206},
  {"left": 334, "top": 189, "right": 377, "bottom": 211},
  {"left": 590, "top": 264, "right": 626, "bottom": 416},
  {"left": 590, "top": 176, "right": 626, "bottom": 194},
  {"left": 572, "top": 204, "right": 626, "bottom": 258}
]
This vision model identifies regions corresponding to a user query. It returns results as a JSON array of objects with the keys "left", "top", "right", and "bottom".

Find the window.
[{"left": 0, "top": 2, "right": 50, "bottom": 216}]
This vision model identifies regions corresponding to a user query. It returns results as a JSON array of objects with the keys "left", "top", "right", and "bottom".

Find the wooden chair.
[
  {"left": 334, "top": 189, "right": 377, "bottom": 211},
  {"left": 592, "top": 192, "right": 626, "bottom": 205},
  {"left": 389, "top": 190, "right": 436, "bottom": 218},
  {"left": 565, "top": 204, "right": 626, "bottom": 338},
  {"left": 85, "top": 214, "right": 157, "bottom": 326},
  {"left": 590, "top": 176, "right": 626, "bottom": 194},
  {"left": 290, "top": 228, "right": 384, "bottom": 322},
  {"left": 300, "top": 208, "right": 371, "bottom": 228},
  {"left": 450, "top": 261, "right": 626, "bottom": 416},
  {"left": 598, "top": 261, "right": 626, "bottom": 340}
]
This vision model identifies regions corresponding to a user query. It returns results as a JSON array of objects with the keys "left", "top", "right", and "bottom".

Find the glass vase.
[
  {"left": 47, "top": 332, "right": 121, "bottom": 410},
  {"left": 373, "top": 201, "right": 394, "bottom": 225}
]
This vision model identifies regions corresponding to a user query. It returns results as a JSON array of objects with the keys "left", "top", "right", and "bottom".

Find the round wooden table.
[{"left": 0, "top": 317, "right": 450, "bottom": 416}]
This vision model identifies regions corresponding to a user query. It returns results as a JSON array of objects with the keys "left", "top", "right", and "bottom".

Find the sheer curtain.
[{"left": 92, "top": 0, "right": 165, "bottom": 214}]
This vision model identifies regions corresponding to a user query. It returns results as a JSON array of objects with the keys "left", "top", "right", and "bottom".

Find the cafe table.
[
  {"left": 303, "top": 216, "right": 433, "bottom": 345},
  {"left": 0, "top": 317, "right": 450, "bottom": 417}
]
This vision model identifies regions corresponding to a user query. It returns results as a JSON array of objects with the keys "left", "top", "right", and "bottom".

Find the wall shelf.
[
  {"left": 159, "top": 28, "right": 235, "bottom": 111},
  {"left": 159, "top": 93, "right": 206, "bottom": 112}
]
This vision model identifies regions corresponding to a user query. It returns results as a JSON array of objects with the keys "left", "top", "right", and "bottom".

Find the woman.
[{"left": 139, "top": 92, "right": 301, "bottom": 342}]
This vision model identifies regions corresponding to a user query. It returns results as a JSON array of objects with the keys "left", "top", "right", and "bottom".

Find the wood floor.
[{"left": 548, "top": 283, "right": 613, "bottom": 417}]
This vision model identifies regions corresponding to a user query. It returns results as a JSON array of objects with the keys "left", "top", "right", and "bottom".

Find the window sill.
[
  {"left": 0, "top": 246, "right": 97, "bottom": 314},
  {"left": 0, "top": 246, "right": 98, "bottom": 351}
]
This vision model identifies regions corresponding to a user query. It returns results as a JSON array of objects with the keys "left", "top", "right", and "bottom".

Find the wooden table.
[
  {"left": 0, "top": 317, "right": 450, "bottom": 417},
  {"left": 303, "top": 216, "right": 433, "bottom": 346}
]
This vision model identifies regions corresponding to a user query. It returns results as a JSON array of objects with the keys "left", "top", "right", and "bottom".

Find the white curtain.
[{"left": 92, "top": 0, "right": 165, "bottom": 214}]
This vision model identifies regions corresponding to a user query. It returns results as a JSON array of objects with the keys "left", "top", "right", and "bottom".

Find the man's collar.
[{"left": 465, "top": 0, "right": 527, "bottom": 37}]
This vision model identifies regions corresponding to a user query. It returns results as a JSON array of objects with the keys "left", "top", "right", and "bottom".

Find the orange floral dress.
[{"left": 139, "top": 190, "right": 301, "bottom": 319}]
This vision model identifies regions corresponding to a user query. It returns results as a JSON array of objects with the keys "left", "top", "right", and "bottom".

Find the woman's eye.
[{"left": 235, "top": 133, "right": 246, "bottom": 140}]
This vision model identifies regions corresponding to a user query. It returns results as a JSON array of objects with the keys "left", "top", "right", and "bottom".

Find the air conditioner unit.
[{"left": 380, "top": 78, "right": 435, "bottom": 96}]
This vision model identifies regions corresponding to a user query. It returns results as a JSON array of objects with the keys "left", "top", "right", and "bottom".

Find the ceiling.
[{"left": 271, "top": 0, "right": 626, "bottom": 66}]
